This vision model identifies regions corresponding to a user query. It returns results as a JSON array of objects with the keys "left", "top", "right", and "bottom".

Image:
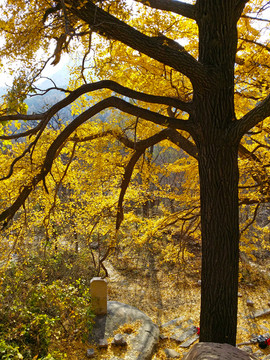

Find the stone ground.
[
  {"left": 103, "top": 258, "right": 270, "bottom": 359},
  {"left": 47, "top": 254, "right": 269, "bottom": 359}
]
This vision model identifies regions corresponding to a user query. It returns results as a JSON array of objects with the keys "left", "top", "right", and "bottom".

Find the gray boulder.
[
  {"left": 89, "top": 301, "right": 159, "bottom": 360},
  {"left": 183, "top": 342, "right": 257, "bottom": 360}
]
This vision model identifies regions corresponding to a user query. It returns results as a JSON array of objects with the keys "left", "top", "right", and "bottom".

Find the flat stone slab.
[
  {"left": 161, "top": 317, "right": 184, "bottom": 328},
  {"left": 250, "top": 308, "right": 270, "bottom": 319},
  {"left": 180, "top": 334, "right": 199, "bottom": 348},
  {"left": 164, "top": 348, "right": 181, "bottom": 358},
  {"left": 89, "top": 301, "right": 159, "bottom": 360},
  {"left": 171, "top": 325, "right": 198, "bottom": 343}
]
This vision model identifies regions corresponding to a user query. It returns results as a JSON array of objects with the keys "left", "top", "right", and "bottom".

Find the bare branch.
[
  {"left": 114, "top": 128, "right": 197, "bottom": 229},
  {"left": 239, "top": 196, "right": 270, "bottom": 205},
  {"left": 0, "top": 178, "right": 40, "bottom": 227},
  {"left": 70, "top": 130, "right": 114, "bottom": 143},
  {"left": 1, "top": 112, "right": 55, "bottom": 182},
  {"left": 42, "top": 140, "right": 77, "bottom": 227},
  {"left": 1, "top": 142, "right": 34, "bottom": 181},
  {"left": 241, "top": 14, "right": 270, "bottom": 22},
  {"left": 134, "top": 0, "right": 196, "bottom": 20},
  {"left": 81, "top": 31, "right": 93, "bottom": 84},
  {"left": 239, "top": 37, "right": 270, "bottom": 52}
]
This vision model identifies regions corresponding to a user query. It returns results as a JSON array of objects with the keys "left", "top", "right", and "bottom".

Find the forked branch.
[
  {"left": 116, "top": 149, "right": 145, "bottom": 230},
  {"left": 232, "top": 94, "right": 270, "bottom": 139},
  {"left": 115, "top": 127, "right": 198, "bottom": 229}
]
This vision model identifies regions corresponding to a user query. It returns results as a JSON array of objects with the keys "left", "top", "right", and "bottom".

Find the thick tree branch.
[
  {"left": 0, "top": 113, "right": 44, "bottom": 123},
  {"left": 103, "top": 97, "right": 192, "bottom": 130},
  {"left": 116, "top": 149, "right": 144, "bottom": 230},
  {"left": 70, "top": 80, "right": 193, "bottom": 113},
  {"left": 134, "top": 0, "right": 196, "bottom": 20},
  {"left": 65, "top": 0, "right": 208, "bottom": 89},
  {"left": 114, "top": 128, "right": 198, "bottom": 157},
  {"left": 231, "top": 94, "right": 270, "bottom": 139},
  {"left": 70, "top": 124, "right": 197, "bottom": 230},
  {"left": 43, "top": 96, "right": 193, "bottom": 173},
  {"left": 2, "top": 95, "right": 192, "bottom": 136},
  {"left": 72, "top": 126, "right": 198, "bottom": 160},
  {"left": 0, "top": 80, "right": 193, "bottom": 130},
  {"left": 71, "top": 126, "right": 198, "bottom": 229},
  {"left": 239, "top": 143, "right": 270, "bottom": 197},
  {"left": 166, "top": 128, "right": 198, "bottom": 159},
  {"left": 0, "top": 124, "right": 42, "bottom": 140},
  {"left": 1, "top": 89, "right": 193, "bottom": 203},
  {"left": 239, "top": 197, "right": 270, "bottom": 205}
]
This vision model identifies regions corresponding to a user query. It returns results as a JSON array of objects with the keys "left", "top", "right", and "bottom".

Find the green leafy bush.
[
  {"left": 0, "top": 339, "right": 23, "bottom": 360},
  {"left": 0, "top": 251, "right": 94, "bottom": 359}
]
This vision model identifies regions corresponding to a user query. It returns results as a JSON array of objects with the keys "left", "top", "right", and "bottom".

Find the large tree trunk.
[
  {"left": 193, "top": 88, "right": 240, "bottom": 346},
  {"left": 198, "top": 141, "right": 240, "bottom": 345},
  {"left": 194, "top": 1, "right": 243, "bottom": 345}
]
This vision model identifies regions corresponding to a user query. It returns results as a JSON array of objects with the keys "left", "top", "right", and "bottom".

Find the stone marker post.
[{"left": 90, "top": 277, "right": 107, "bottom": 315}]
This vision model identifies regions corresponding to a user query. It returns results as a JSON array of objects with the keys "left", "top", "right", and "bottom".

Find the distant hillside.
[
  {"left": 1, "top": 66, "right": 109, "bottom": 125},
  {"left": 26, "top": 66, "right": 71, "bottom": 117},
  {"left": 0, "top": 67, "right": 72, "bottom": 121}
]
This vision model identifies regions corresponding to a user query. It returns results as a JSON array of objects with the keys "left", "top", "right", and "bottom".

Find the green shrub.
[
  {"left": 0, "top": 251, "right": 94, "bottom": 359},
  {"left": 0, "top": 339, "right": 23, "bottom": 359}
]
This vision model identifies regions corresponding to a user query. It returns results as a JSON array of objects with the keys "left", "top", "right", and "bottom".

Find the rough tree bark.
[
  {"left": 198, "top": 142, "right": 240, "bottom": 344},
  {"left": 191, "top": 0, "right": 245, "bottom": 344}
]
